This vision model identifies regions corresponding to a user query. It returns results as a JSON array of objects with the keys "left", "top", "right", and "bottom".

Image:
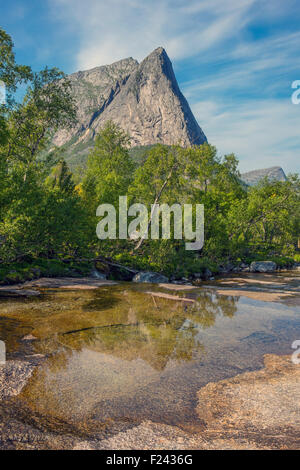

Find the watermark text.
[{"left": 96, "top": 196, "right": 204, "bottom": 251}]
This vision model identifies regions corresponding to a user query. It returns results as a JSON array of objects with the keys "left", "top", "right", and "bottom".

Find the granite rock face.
[
  {"left": 52, "top": 57, "right": 139, "bottom": 148},
  {"left": 241, "top": 166, "right": 287, "bottom": 186},
  {"left": 52, "top": 48, "right": 207, "bottom": 164},
  {"left": 0, "top": 361, "right": 36, "bottom": 400}
]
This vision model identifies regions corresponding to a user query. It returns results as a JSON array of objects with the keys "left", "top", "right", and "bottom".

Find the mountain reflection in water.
[{"left": 0, "top": 282, "right": 298, "bottom": 436}]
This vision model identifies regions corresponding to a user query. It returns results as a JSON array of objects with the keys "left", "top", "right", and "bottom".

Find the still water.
[{"left": 0, "top": 279, "right": 299, "bottom": 437}]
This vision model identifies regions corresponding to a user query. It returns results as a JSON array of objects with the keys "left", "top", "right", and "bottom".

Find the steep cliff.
[{"left": 52, "top": 47, "right": 207, "bottom": 166}]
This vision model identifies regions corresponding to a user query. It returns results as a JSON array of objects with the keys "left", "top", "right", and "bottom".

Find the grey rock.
[
  {"left": 90, "top": 269, "right": 107, "bottom": 280},
  {"left": 241, "top": 167, "right": 286, "bottom": 186},
  {"left": 202, "top": 268, "right": 213, "bottom": 280},
  {"left": 240, "top": 263, "right": 249, "bottom": 269},
  {"left": 250, "top": 261, "right": 277, "bottom": 273},
  {"left": 132, "top": 271, "right": 169, "bottom": 283},
  {"left": 233, "top": 267, "right": 241, "bottom": 273},
  {"left": 219, "top": 263, "right": 234, "bottom": 273},
  {"left": 53, "top": 57, "right": 139, "bottom": 148},
  {"left": 0, "top": 361, "right": 36, "bottom": 400},
  {"left": 52, "top": 48, "right": 207, "bottom": 166}
]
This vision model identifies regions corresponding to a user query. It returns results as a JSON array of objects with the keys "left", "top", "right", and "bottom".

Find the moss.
[{"left": 0, "top": 258, "right": 93, "bottom": 284}]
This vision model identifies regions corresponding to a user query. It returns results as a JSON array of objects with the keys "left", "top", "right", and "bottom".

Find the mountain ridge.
[
  {"left": 52, "top": 47, "right": 207, "bottom": 164},
  {"left": 240, "top": 166, "right": 287, "bottom": 186}
]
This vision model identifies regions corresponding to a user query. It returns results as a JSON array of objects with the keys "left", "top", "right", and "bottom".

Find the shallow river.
[{"left": 0, "top": 274, "right": 299, "bottom": 438}]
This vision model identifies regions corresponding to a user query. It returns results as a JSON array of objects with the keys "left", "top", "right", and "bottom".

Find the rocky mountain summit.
[
  {"left": 53, "top": 47, "right": 207, "bottom": 165},
  {"left": 52, "top": 57, "right": 139, "bottom": 149},
  {"left": 241, "top": 166, "right": 287, "bottom": 186}
]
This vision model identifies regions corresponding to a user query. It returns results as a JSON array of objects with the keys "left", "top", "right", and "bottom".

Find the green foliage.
[
  {"left": 45, "top": 159, "right": 75, "bottom": 194},
  {"left": 0, "top": 28, "right": 299, "bottom": 281},
  {"left": 0, "top": 28, "right": 31, "bottom": 93},
  {"left": 0, "top": 28, "right": 89, "bottom": 265},
  {"left": 128, "top": 144, "right": 157, "bottom": 165},
  {"left": 0, "top": 259, "right": 92, "bottom": 284},
  {"left": 82, "top": 121, "right": 135, "bottom": 208},
  {"left": 228, "top": 175, "right": 300, "bottom": 258}
]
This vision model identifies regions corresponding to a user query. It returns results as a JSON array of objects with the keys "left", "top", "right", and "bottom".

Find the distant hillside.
[{"left": 240, "top": 166, "right": 287, "bottom": 186}]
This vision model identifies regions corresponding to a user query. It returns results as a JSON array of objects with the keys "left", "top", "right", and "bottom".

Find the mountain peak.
[
  {"left": 144, "top": 46, "right": 168, "bottom": 59},
  {"left": 241, "top": 166, "right": 287, "bottom": 186},
  {"left": 52, "top": 48, "right": 207, "bottom": 161}
]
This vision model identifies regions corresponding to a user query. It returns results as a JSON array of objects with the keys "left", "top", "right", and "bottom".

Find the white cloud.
[
  {"left": 191, "top": 98, "right": 300, "bottom": 174},
  {"left": 50, "top": 0, "right": 257, "bottom": 69},
  {"left": 182, "top": 29, "right": 300, "bottom": 100},
  {"left": 47, "top": 0, "right": 300, "bottom": 174}
]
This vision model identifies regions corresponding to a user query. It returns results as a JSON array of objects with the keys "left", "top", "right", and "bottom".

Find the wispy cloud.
[
  {"left": 191, "top": 98, "right": 300, "bottom": 173},
  {"left": 47, "top": 0, "right": 300, "bottom": 173},
  {"left": 50, "top": 0, "right": 257, "bottom": 69}
]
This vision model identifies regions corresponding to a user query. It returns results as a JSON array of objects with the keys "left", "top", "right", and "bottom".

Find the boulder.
[
  {"left": 193, "top": 273, "right": 202, "bottom": 279},
  {"left": 202, "top": 268, "right": 213, "bottom": 280},
  {"left": 219, "top": 263, "right": 234, "bottom": 274},
  {"left": 240, "top": 263, "right": 250, "bottom": 272},
  {"left": 250, "top": 261, "right": 277, "bottom": 273},
  {"left": 132, "top": 271, "right": 169, "bottom": 283},
  {"left": 90, "top": 269, "right": 107, "bottom": 280}
]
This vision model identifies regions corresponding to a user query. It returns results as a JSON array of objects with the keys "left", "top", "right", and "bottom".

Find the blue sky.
[{"left": 2, "top": 0, "right": 300, "bottom": 173}]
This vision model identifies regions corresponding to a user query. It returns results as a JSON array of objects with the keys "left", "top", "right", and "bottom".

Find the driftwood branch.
[{"left": 94, "top": 256, "right": 138, "bottom": 274}]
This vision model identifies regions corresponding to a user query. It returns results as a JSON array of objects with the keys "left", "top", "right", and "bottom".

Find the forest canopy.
[{"left": 0, "top": 28, "right": 299, "bottom": 282}]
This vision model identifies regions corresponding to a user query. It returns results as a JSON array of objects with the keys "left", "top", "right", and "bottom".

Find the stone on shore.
[
  {"left": 132, "top": 272, "right": 169, "bottom": 283},
  {"left": 90, "top": 269, "right": 107, "bottom": 280},
  {"left": 250, "top": 261, "right": 277, "bottom": 273},
  {"left": 0, "top": 287, "right": 40, "bottom": 297}
]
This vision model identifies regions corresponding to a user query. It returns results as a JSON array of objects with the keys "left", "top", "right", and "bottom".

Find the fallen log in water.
[{"left": 145, "top": 291, "right": 195, "bottom": 302}]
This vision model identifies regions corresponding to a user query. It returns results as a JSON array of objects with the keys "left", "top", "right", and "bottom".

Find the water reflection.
[
  {"left": 2, "top": 283, "right": 297, "bottom": 436},
  {"left": 52, "top": 288, "right": 238, "bottom": 370}
]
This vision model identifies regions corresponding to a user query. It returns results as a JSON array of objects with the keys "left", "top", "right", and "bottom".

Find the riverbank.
[
  {"left": 0, "top": 255, "right": 299, "bottom": 287},
  {"left": 75, "top": 354, "right": 300, "bottom": 450},
  {"left": 0, "top": 269, "right": 299, "bottom": 305}
]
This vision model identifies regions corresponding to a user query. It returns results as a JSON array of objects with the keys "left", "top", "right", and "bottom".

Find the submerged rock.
[
  {"left": 250, "top": 261, "right": 277, "bottom": 273},
  {"left": 132, "top": 272, "right": 169, "bottom": 283},
  {"left": 196, "top": 354, "right": 300, "bottom": 449},
  {"left": 0, "top": 361, "right": 36, "bottom": 400},
  {"left": 22, "top": 334, "right": 38, "bottom": 341}
]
